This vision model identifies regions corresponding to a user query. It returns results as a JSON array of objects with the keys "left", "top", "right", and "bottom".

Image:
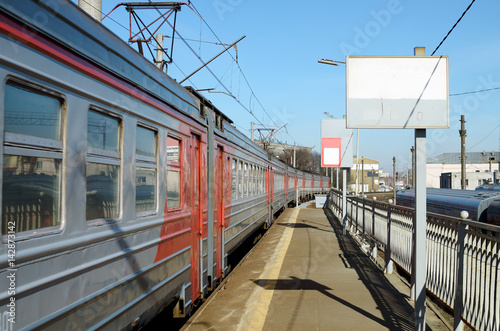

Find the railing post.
[
  {"left": 362, "top": 198, "right": 366, "bottom": 235},
  {"left": 355, "top": 198, "right": 359, "bottom": 234},
  {"left": 372, "top": 199, "right": 376, "bottom": 237},
  {"left": 411, "top": 212, "right": 416, "bottom": 300},
  {"left": 453, "top": 212, "right": 468, "bottom": 331},
  {"left": 342, "top": 169, "right": 347, "bottom": 235},
  {"left": 351, "top": 197, "right": 354, "bottom": 232},
  {"left": 384, "top": 205, "right": 393, "bottom": 274}
]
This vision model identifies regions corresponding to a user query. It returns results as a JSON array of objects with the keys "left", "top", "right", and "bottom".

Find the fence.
[{"left": 329, "top": 189, "right": 500, "bottom": 331}]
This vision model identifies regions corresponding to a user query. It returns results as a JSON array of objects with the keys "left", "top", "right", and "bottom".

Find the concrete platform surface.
[{"left": 181, "top": 206, "right": 450, "bottom": 331}]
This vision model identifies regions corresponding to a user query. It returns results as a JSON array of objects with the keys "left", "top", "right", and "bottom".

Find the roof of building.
[
  {"left": 428, "top": 151, "right": 500, "bottom": 164},
  {"left": 353, "top": 156, "right": 379, "bottom": 164}
]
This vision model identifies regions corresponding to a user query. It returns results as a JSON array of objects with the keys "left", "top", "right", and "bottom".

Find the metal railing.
[{"left": 329, "top": 189, "right": 500, "bottom": 331}]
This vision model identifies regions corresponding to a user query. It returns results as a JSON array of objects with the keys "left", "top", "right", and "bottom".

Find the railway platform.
[{"left": 181, "top": 203, "right": 451, "bottom": 331}]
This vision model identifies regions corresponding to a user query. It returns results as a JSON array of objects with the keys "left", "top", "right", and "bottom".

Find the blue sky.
[{"left": 89, "top": 0, "right": 500, "bottom": 172}]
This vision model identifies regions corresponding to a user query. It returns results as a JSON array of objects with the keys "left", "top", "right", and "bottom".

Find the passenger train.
[
  {"left": 0, "top": 1, "right": 329, "bottom": 329},
  {"left": 475, "top": 184, "right": 500, "bottom": 192},
  {"left": 397, "top": 188, "right": 500, "bottom": 226}
]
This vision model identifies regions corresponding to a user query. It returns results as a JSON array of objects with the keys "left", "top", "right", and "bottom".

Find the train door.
[
  {"left": 215, "top": 147, "right": 224, "bottom": 280},
  {"left": 190, "top": 134, "right": 202, "bottom": 299}
]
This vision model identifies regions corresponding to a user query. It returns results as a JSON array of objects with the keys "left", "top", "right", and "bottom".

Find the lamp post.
[{"left": 318, "top": 58, "right": 354, "bottom": 194}]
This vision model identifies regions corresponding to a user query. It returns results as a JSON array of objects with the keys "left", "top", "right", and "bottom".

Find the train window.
[
  {"left": 166, "top": 136, "right": 181, "bottom": 209},
  {"left": 167, "top": 136, "right": 180, "bottom": 162},
  {"left": 260, "top": 168, "right": 263, "bottom": 194},
  {"left": 256, "top": 167, "right": 260, "bottom": 195},
  {"left": 136, "top": 126, "right": 156, "bottom": 157},
  {"left": 249, "top": 164, "right": 253, "bottom": 196},
  {"left": 252, "top": 166, "right": 257, "bottom": 195},
  {"left": 2, "top": 82, "right": 63, "bottom": 235},
  {"left": 166, "top": 171, "right": 181, "bottom": 208},
  {"left": 3, "top": 156, "right": 62, "bottom": 234},
  {"left": 238, "top": 161, "right": 243, "bottom": 199},
  {"left": 86, "top": 110, "right": 121, "bottom": 221},
  {"left": 4, "top": 83, "right": 61, "bottom": 140},
  {"left": 136, "top": 126, "right": 157, "bottom": 214},
  {"left": 244, "top": 163, "right": 249, "bottom": 197},
  {"left": 231, "top": 158, "right": 237, "bottom": 200},
  {"left": 260, "top": 168, "right": 264, "bottom": 194},
  {"left": 225, "top": 157, "right": 231, "bottom": 203},
  {"left": 256, "top": 167, "right": 259, "bottom": 195},
  {"left": 87, "top": 110, "right": 119, "bottom": 152},
  {"left": 254, "top": 166, "right": 258, "bottom": 195},
  {"left": 262, "top": 168, "right": 265, "bottom": 193}
]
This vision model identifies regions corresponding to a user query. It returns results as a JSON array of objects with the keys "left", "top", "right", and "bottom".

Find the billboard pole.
[
  {"left": 346, "top": 48, "right": 448, "bottom": 331},
  {"left": 342, "top": 169, "right": 347, "bottom": 235},
  {"left": 413, "top": 46, "right": 427, "bottom": 331}
]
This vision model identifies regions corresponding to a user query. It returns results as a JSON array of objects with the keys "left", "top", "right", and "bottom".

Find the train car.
[
  {"left": 397, "top": 188, "right": 500, "bottom": 224},
  {"left": 475, "top": 184, "right": 500, "bottom": 191},
  {"left": 0, "top": 1, "right": 329, "bottom": 330},
  {"left": 487, "top": 201, "right": 500, "bottom": 226}
]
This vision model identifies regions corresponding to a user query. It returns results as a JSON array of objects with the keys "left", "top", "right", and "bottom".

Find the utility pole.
[
  {"left": 293, "top": 143, "right": 296, "bottom": 168},
  {"left": 459, "top": 115, "right": 467, "bottom": 190},
  {"left": 155, "top": 34, "right": 165, "bottom": 72},
  {"left": 393, "top": 156, "right": 396, "bottom": 202},
  {"left": 78, "top": 0, "right": 102, "bottom": 21},
  {"left": 372, "top": 169, "right": 375, "bottom": 192}
]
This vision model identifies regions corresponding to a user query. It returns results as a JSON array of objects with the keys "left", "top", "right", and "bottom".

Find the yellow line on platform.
[{"left": 236, "top": 208, "right": 299, "bottom": 331}]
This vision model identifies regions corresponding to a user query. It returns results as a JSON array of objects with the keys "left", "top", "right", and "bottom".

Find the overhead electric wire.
[
  {"left": 429, "top": 124, "right": 500, "bottom": 164},
  {"left": 466, "top": 124, "right": 500, "bottom": 151},
  {"left": 450, "top": 86, "right": 500, "bottom": 96},
  {"left": 189, "top": 2, "right": 301, "bottom": 146},
  {"left": 98, "top": 0, "right": 303, "bottom": 152},
  {"left": 431, "top": 0, "right": 477, "bottom": 55},
  {"left": 142, "top": 3, "right": 278, "bottom": 133}
]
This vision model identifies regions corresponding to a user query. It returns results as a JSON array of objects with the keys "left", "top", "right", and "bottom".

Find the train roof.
[
  {"left": 1, "top": 1, "right": 328, "bottom": 182},
  {"left": 0, "top": 0, "right": 200, "bottom": 119},
  {"left": 399, "top": 188, "right": 500, "bottom": 200},
  {"left": 475, "top": 184, "right": 500, "bottom": 191}
]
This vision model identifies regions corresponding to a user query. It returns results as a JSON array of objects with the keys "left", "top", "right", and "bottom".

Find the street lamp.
[
  {"left": 317, "top": 58, "right": 346, "bottom": 66},
  {"left": 318, "top": 57, "right": 359, "bottom": 195},
  {"left": 323, "top": 112, "right": 336, "bottom": 119}
]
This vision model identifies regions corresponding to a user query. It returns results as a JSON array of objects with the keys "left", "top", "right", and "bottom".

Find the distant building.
[
  {"left": 440, "top": 171, "right": 499, "bottom": 190},
  {"left": 262, "top": 141, "right": 312, "bottom": 159},
  {"left": 377, "top": 171, "right": 391, "bottom": 191},
  {"left": 255, "top": 140, "right": 313, "bottom": 170},
  {"left": 350, "top": 156, "right": 379, "bottom": 193},
  {"left": 427, "top": 151, "right": 500, "bottom": 188}
]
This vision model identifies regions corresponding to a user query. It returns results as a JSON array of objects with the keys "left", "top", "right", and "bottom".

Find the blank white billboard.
[{"left": 346, "top": 56, "right": 449, "bottom": 129}]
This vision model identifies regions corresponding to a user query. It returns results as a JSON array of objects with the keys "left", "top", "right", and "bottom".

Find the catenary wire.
[
  {"left": 189, "top": 2, "right": 300, "bottom": 146},
  {"left": 450, "top": 86, "right": 500, "bottom": 96},
  {"left": 431, "top": 0, "right": 477, "bottom": 55},
  {"left": 154, "top": 2, "right": 304, "bottom": 154},
  {"left": 82, "top": 0, "right": 303, "bottom": 150}
]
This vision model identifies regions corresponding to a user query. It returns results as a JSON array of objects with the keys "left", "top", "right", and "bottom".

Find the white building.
[
  {"left": 350, "top": 156, "right": 379, "bottom": 192},
  {"left": 427, "top": 152, "right": 500, "bottom": 188},
  {"left": 440, "top": 171, "right": 498, "bottom": 190}
]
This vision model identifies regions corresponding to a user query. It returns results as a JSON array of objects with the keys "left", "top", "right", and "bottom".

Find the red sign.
[{"left": 322, "top": 138, "right": 341, "bottom": 167}]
